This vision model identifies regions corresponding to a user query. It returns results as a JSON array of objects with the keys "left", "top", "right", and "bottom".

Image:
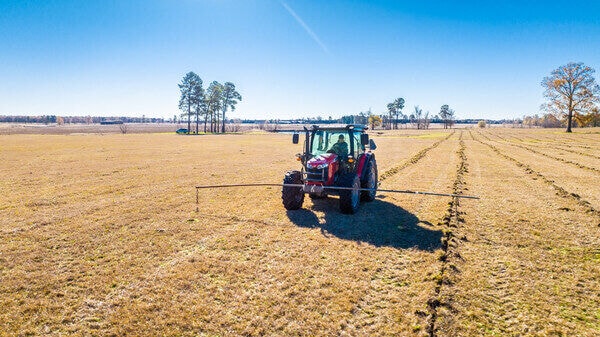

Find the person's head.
[{"left": 338, "top": 135, "right": 345, "bottom": 143}]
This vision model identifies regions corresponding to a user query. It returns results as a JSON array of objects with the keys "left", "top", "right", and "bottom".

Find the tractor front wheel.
[
  {"left": 282, "top": 171, "right": 304, "bottom": 210},
  {"left": 339, "top": 173, "right": 360, "bottom": 214}
]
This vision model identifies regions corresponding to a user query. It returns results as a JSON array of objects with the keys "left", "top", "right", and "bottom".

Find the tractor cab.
[
  {"left": 301, "top": 126, "right": 367, "bottom": 183},
  {"left": 293, "top": 124, "right": 372, "bottom": 163}
]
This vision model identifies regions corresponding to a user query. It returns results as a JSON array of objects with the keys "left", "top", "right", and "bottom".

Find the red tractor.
[{"left": 282, "top": 124, "right": 378, "bottom": 214}]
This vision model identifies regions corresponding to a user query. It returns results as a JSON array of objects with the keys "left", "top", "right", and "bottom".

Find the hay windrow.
[
  {"left": 379, "top": 131, "right": 455, "bottom": 182},
  {"left": 426, "top": 132, "right": 468, "bottom": 337}
]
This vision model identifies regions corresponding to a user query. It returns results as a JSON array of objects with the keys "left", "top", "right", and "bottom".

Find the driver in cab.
[{"left": 327, "top": 134, "right": 348, "bottom": 158}]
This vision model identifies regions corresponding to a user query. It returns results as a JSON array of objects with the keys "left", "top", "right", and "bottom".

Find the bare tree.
[
  {"left": 423, "top": 111, "right": 430, "bottom": 129},
  {"left": 541, "top": 62, "right": 600, "bottom": 132},
  {"left": 411, "top": 106, "right": 424, "bottom": 129}
]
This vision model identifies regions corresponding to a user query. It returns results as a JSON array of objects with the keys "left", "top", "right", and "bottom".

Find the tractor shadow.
[{"left": 286, "top": 197, "right": 442, "bottom": 251}]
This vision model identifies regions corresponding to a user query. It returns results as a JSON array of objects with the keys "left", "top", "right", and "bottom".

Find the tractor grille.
[{"left": 305, "top": 167, "right": 327, "bottom": 182}]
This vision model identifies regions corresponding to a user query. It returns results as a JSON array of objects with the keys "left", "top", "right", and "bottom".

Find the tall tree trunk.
[
  {"left": 566, "top": 96, "right": 573, "bottom": 132},
  {"left": 187, "top": 105, "right": 191, "bottom": 134},
  {"left": 222, "top": 107, "right": 226, "bottom": 133}
]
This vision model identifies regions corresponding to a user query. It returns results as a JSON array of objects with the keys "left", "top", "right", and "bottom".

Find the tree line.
[
  {"left": 341, "top": 100, "right": 455, "bottom": 130},
  {"left": 385, "top": 100, "right": 455, "bottom": 130},
  {"left": 178, "top": 72, "right": 242, "bottom": 134},
  {"left": 0, "top": 115, "right": 167, "bottom": 124},
  {"left": 520, "top": 112, "right": 600, "bottom": 128}
]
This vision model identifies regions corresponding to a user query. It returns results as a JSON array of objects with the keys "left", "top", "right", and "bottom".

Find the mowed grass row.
[
  {"left": 486, "top": 128, "right": 600, "bottom": 153},
  {"left": 502, "top": 127, "right": 600, "bottom": 151},
  {"left": 480, "top": 129, "right": 600, "bottom": 172},
  {"left": 475, "top": 130, "right": 600, "bottom": 211},
  {"left": 0, "top": 131, "right": 455, "bottom": 336},
  {"left": 437, "top": 135, "right": 600, "bottom": 336}
]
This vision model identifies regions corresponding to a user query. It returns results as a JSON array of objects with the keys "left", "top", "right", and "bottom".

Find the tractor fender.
[{"left": 357, "top": 153, "right": 375, "bottom": 180}]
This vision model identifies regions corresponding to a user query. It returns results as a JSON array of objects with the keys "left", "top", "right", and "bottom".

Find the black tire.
[
  {"left": 361, "top": 158, "right": 378, "bottom": 202},
  {"left": 339, "top": 173, "right": 361, "bottom": 214},
  {"left": 282, "top": 171, "right": 304, "bottom": 210}
]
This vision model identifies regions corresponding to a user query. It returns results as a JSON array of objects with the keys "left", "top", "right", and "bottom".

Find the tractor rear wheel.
[
  {"left": 282, "top": 171, "right": 304, "bottom": 210},
  {"left": 361, "top": 159, "right": 378, "bottom": 202},
  {"left": 339, "top": 173, "right": 360, "bottom": 214}
]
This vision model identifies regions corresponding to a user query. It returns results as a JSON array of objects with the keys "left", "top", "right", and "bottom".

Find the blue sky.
[{"left": 1, "top": 0, "right": 599, "bottom": 120}]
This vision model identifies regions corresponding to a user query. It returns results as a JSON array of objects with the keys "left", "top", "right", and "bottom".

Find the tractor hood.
[{"left": 306, "top": 153, "right": 338, "bottom": 169}]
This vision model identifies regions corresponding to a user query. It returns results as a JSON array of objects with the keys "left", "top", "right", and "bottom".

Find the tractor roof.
[{"left": 309, "top": 124, "right": 368, "bottom": 133}]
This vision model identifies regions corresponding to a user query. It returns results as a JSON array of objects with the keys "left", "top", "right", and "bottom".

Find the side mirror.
[
  {"left": 292, "top": 133, "right": 299, "bottom": 144},
  {"left": 360, "top": 133, "right": 369, "bottom": 145},
  {"left": 369, "top": 139, "right": 377, "bottom": 150}
]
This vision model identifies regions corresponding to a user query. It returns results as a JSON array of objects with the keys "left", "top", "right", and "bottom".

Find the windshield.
[{"left": 311, "top": 130, "right": 362, "bottom": 157}]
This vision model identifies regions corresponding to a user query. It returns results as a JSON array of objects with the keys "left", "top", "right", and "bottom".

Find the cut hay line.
[
  {"left": 471, "top": 131, "right": 600, "bottom": 220},
  {"left": 486, "top": 129, "right": 600, "bottom": 160},
  {"left": 502, "top": 137, "right": 600, "bottom": 161},
  {"left": 483, "top": 133, "right": 600, "bottom": 174},
  {"left": 477, "top": 131, "right": 492, "bottom": 141},
  {"left": 552, "top": 141, "right": 600, "bottom": 151},
  {"left": 545, "top": 133, "right": 600, "bottom": 149},
  {"left": 543, "top": 144, "right": 600, "bottom": 160},
  {"left": 426, "top": 131, "right": 468, "bottom": 337},
  {"left": 515, "top": 133, "right": 600, "bottom": 155},
  {"left": 513, "top": 137, "right": 600, "bottom": 159},
  {"left": 535, "top": 133, "right": 600, "bottom": 150},
  {"left": 379, "top": 131, "right": 455, "bottom": 182},
  {"left": 487, "top": 131, "right": 509, "bottom": 142}
]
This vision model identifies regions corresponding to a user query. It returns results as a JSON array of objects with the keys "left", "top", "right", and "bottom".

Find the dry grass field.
[{"left": 1, "top": 127, "right": 599, "bottom": 336}]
